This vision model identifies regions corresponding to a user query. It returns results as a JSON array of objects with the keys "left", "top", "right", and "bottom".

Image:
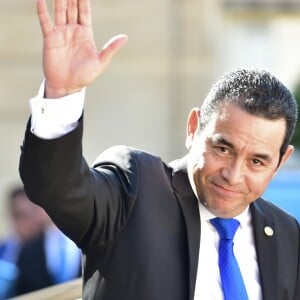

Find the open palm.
[{"left": 37, "top": 0, "right": 127, "bottom": 98}]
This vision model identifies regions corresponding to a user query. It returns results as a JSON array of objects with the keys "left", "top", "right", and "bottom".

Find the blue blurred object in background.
[
  {"left": 0, "top": 259, "right": 19, "bottom": 299},
  {"left": 263, "top": 169, "right": 300, "bottom": 221}
]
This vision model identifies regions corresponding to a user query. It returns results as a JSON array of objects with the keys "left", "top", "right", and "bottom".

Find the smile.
[{"left": 211, "top": 182, "right": 241, "bottom": 196}]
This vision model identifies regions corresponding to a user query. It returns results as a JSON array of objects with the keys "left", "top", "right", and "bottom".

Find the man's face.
[
  {"left": 11, "top": 195, "right": 43, "bottom": 242},
  {"left": 186, "top": 103, "right": 293, "bottom": 218}
]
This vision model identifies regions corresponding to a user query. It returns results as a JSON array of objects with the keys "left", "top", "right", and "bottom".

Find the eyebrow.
[
  {"left": 212, "top": 135, "right": 234, "bottom": 149},
  {"left": 211, "top": 135, "right": 273, "bottom": 162}
]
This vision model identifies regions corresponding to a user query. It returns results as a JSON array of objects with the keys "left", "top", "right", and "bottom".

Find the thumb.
[{"left": 98, "top": 34, "right": 128, "bottom": 63}]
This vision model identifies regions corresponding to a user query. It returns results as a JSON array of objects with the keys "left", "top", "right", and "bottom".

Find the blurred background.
[{"left": 0, "top": 0, "right": 300, "bottom": 247}]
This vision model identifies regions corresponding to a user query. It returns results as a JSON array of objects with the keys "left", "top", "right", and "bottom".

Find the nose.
[{"left": 220, "top": 158, "right": 245, "bottom": 186}]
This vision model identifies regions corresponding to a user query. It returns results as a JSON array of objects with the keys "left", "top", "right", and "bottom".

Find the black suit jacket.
[{"left": 19, "top": 119, "right": 300, "bottom": 300}]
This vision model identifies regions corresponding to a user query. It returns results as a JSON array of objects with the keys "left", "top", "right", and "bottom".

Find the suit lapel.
[
  {"left": 170, "top": 157, "right": 200, "bottom": 300},
  {"left": 251, "top": 200, "right": 280, "bottom": 300}
]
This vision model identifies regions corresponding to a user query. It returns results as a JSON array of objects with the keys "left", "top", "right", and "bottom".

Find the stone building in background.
[{"left": 0, "top": 0, "right": 300, "bottom": 236}]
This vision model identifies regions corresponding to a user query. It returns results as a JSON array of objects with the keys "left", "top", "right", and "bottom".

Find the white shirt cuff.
[{"left": 30, "top": 80, "right": 85, "bottom": 139}]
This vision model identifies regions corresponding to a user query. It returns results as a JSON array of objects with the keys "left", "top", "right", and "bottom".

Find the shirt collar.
[{"left": 199, "top": 201, "right": 251, "bottom": 228}]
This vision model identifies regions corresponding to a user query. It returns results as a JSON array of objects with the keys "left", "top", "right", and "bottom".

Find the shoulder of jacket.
[{"left": 92, "top": 145, "right": 164, "bottom": 169}]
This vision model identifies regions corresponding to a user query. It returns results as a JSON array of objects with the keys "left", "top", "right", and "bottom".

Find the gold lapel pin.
[{"left": 264, "top": 226, "right": 274, "bottom": 237}]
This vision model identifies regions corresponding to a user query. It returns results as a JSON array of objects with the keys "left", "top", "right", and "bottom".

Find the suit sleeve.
[{"left": 19, "top": 118, "right": 138, "bottom": 250}]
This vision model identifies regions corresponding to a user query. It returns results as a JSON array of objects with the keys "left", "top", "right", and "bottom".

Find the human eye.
[
  {"left": 214, "top": 145, "right": 230, "bottom": 155},
  {"left": 251, "top": 158, "right": 263, "bottom": 166},
  {"left": 209, "top": 136, "right": 233, "bottom": 157}
]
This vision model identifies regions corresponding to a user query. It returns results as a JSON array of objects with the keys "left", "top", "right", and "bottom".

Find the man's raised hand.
[{"left": 37, "top": 0, "right": 128, "bottom": 98}]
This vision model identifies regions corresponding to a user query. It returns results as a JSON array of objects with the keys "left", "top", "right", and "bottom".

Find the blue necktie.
[{"left": 210, "top": 218, "right": 249, "bottom": 300}]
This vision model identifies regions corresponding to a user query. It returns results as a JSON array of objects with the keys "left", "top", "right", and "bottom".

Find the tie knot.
[{"left": 210, "top": 217, "right": 240, "bottom": 240}]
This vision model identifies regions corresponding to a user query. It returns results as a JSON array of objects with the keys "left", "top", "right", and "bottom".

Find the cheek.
[
  {"left": 192, "top": 161, "right": 211, "bottom": 188},
  {"left": 188, "top": 147, "right": 224, "bottom": 190},
  {"left": 190, "top": 145, "right": 216, "bottom": 170},
  {"left": 245, "top": 174, "right": 273, "bottom": 198},
  {"left": 199, "top": 152, "right": 222, "bottom": 174}
]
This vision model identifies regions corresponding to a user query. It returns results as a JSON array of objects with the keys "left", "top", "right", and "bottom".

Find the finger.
[
  {"left": 78, "top": 0, "right": 91, "bottom": 26},
  {"left": 54, "top": 0, "right": 67, "bottom": 26},
  {"left": 98, "top": 35, "right": 128, "bottom": 63},
  {"left": 37, "top": 0, "right": 53, "bottom": 36},
  {"left": 67, "top": 0, "right": 78, "bottom": 24}
]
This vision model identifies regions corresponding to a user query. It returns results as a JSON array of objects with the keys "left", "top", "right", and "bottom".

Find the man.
[
  {"left": 15, "top": 215, "right": 82, "bottom": 295},
  {"left": 0, "top": 186, "right": 45, "bottom": 299},
  {"left": 19, "top": 0, "right": 299, "bottom": 299}
]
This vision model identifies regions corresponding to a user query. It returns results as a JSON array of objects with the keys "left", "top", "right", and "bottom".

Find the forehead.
[{"left": 203, "top": 103, "right": 286, "bottom": 152}]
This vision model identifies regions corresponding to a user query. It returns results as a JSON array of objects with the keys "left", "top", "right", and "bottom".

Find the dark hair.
[
  {"left": 7, "top": 185, "right": 27, "bottom": 211},
  {"left": 9, "top": 185, "right": 26, "bottom": 201},
  {"left": 200, "top": 68, "right": 298, "bottom": 157}
]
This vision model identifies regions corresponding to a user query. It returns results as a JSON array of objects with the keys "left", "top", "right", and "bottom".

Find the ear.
[
  {"left": 185, "top": 108, "right": 200, "bottom": 150},
  {"left": 273, "top": 145, "right": 294, "bottom": 177}
]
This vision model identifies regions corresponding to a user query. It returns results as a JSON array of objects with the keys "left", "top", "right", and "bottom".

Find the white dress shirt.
[
  {"left": 194, "top": 203, "right": 263, "bottom": 299},
  {"left": 30, "top": 81, "right": 85, "bottom": 139},
  {"left": 29, "top": 82, "right": 263, "bottom": 299}
]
